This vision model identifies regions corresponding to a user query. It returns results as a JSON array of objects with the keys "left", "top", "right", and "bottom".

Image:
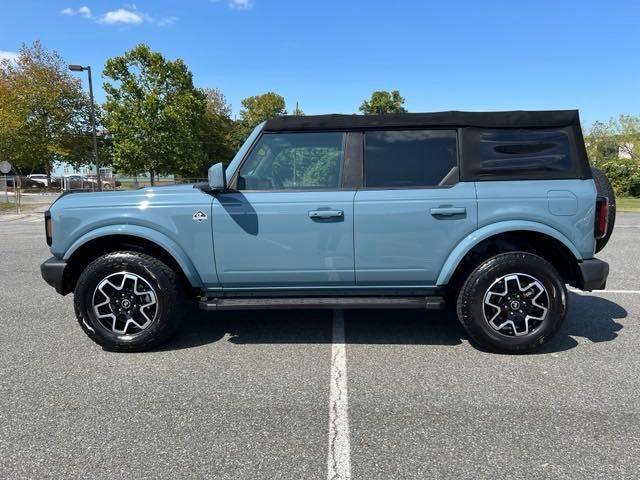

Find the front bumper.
[
  {"left": 41, "top": 257, "right": 68, "bottom": 295},
  {"left": 576, "top": 258, "right": 609, "bottom": 291}
]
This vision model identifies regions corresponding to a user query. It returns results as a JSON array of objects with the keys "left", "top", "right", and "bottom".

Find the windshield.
[{"left": 225, "top": 122, "right": 265, "bottom": 180}]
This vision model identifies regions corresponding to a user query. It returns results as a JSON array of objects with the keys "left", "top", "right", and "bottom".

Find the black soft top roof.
[{"left": 264, "top": 110, "right": 581, "bottom": 132}]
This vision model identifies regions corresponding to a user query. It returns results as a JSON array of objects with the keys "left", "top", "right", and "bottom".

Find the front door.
[
  {"left": 212, "top": 131, "right": 356, "bottom": 289},
  {"left": 354, "top": 129, "right": 478, "bottom": 286}
]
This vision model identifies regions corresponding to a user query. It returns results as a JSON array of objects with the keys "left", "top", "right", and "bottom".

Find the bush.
[{"left": 599, "top": 158, "right": 640, "bottom": 197}]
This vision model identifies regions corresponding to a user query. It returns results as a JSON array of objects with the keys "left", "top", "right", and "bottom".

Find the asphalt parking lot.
[{"left": 1, "top": 213, "right": 639, "bottom": 479}]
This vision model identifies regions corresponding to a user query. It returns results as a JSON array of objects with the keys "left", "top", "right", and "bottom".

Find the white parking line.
[
  {"left": 570, "top": 288, "right": 640, "bottom": 294},
  {"left": 328, "top": 309, "right": 351, "bottom": 480}
]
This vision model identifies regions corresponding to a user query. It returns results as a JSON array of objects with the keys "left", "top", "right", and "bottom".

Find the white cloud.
[
  {"left": 60, "top": 5, "right": 175, "bottom": 26},
  {"left": 229, "top": 0, "right": 253, "bottom": 10},
  {"left": 157, "top": 16, "right": 178, "bottom": 26},
  {"left": 78, "top": 6, "right": 92, "bottom": 18},
  {"left": 99, "top": 8, "right": 145, "bottom": 24},
  {"left": 60, "top": 6, "right": 92, "bottom": 18},
  {"left": 0, "top": 50, "right": 19, "bottom": 62}
]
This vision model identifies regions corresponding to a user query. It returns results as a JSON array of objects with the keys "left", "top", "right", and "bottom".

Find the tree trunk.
[
  {"left": 45, "top": 162, "right": 52, "bottom": 189},
  {"left": 149, "top": 168, "right": 155, "bottom": 186}
]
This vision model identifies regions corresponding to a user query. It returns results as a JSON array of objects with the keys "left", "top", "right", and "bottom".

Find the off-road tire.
[
  {"left": 456, "top": 252, "right": 567, "bottom": 354},
  {"left": 591, "top": 166, "right": 616, "bottom": 253},
  {"left": 74, "top": 251, "right": 183, "bottom": 352}
]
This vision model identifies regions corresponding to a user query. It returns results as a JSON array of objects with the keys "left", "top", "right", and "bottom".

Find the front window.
[
  {"left": 225, "top": 122, "right": 265, "bottom": 180},
  {"left": 238, "top": 132, "right": 345, "bottom": 190}
]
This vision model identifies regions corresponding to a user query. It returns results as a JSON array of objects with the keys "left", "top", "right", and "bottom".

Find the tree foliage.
[
  {"left": 598, "top": 158, "right": 640, "bottom": 197},
  {"left": 240, "top": 92, "right": 286, "bottom": 126},
  {"left": 0, "top": 41, "right": 91, "bottom": 175},
  {"left": 359, "top": 90, "right": 407, "bottom": 115},
  {"left": 586, "top": 120, "right": 619, "bottom": 167},
  {"left": 235, "top": 92, "right": 286, "bottom": 143},
  {"left": 586, "top": 115, "right": 639, "bottom": 165},
  {"left": 103, "top": 44, "right": 207, "bottom": 182},
  {"left": 199, "top": 88, "right": 235, "bottom": 172},
  {"left": 291, "top": 102, "right": 304, "bottom": 116},
  {"left": 586, "top": 114, "right": 640, "bottom": 196}
]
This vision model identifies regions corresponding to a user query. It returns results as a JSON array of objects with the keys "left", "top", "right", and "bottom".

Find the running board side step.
[{"left": 198, "top": 296, "right": 445, "bottom": 311}]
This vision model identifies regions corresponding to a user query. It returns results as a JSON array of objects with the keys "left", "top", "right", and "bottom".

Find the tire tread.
[
  {"left": 74, "top": 251, "right": 183, "bottom": 352},
  {"left": 456, "top": 251, "right": 567, "bottom": 354}
]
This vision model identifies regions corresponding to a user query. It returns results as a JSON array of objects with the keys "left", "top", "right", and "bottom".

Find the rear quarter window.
[
  {"left": 461, "top": 127, "right": 588, "bottom": 181},
  {"left": 480, "top": 129, "right": 571, "bottom": 173}
]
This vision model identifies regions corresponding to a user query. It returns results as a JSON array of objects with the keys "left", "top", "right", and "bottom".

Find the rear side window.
[
  {"left": 364, "top": 130, "right": 457, "bottom": 188},
  {"left": 479, "top": 129, "right": 571, "bottom": 173}
]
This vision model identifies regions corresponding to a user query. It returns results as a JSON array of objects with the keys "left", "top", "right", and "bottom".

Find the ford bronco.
[{"left": 41, "top": 110, "right": 614, "bottom": 353}]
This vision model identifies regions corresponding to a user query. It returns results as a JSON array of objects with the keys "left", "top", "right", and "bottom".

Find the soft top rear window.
[
  {"left": 460, "top": 126, "right": 591, "bottom": 181},
  {"left": 479, "top": 129, "right": 571, "bottom": 173}
]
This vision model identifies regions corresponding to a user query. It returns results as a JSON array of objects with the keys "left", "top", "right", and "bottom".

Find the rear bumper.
[
  {"left": 576, "top": 258, "right": 609, "bottom": 291},
  {"left": 41, "top": 256, "right": 68, "bottom": 295}
]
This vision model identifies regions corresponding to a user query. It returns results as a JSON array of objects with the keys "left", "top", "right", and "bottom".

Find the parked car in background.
[
  {"left": 62, "top": 175, "right": 118, "bottom": 191},
  {"left": 24, "top": 174, "right": 63, "bottom": 189},
  {"left": 62, "top": 175, "right": 90, "bottom": 192},
  {"left": 27, "top": 174, "right": 50, "bottom": 187},
  {"left": 18, "top": 175, "right": 44, "bottom": 188},
  {"left": 41, "top": 110, "right": 615, "bottom": 354},
  {"left": 50, "top": 177, "right": 62, "bottom": 189}
]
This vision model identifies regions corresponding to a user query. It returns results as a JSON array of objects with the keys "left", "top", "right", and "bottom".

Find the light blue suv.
[{"left": 41, "top": 110, "right": 613, "bottom": 353}]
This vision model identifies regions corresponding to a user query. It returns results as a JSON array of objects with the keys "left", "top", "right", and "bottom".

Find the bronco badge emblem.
[{"left": 192, "top": 210, "right": 208, "bottom": 222}]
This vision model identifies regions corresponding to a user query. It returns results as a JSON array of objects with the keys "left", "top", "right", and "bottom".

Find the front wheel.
[
  {"left": 456, "top": 252, "right": 567, "bottom": 353},
  {"left": 74, "top": 251, "right": 183, "bottom": 352}
]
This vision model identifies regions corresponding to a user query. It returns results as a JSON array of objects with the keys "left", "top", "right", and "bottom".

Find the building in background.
[{"left": 51, "top": 160, "right": 112, "bottom": 179}]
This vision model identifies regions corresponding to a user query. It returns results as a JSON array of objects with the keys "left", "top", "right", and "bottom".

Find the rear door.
[
  {"left": 354, "top": 129, "right": 477, "bottom": 286},
  {"left": 212, "top": 131, "right": 358, "bottom": 288}
]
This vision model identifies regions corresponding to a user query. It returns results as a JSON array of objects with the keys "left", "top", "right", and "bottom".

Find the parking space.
[{"left": 1, "top": 214, "right": 639, "bottom": 479}]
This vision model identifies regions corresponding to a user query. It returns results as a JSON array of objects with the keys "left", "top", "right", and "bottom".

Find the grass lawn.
[
  {"left": 0, "top": 202, "right": 16, "bottom": 213},
  {"left": 617, "top": 197, "right": 640, "bottom": 212}
]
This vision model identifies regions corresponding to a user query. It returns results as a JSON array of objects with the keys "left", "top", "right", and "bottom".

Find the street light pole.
[
  {"left": 86, "top": 66, "right": 102, "bottom": 192},
  {"left": 69, "top": 64, "right": 101, "bottom": 191}
]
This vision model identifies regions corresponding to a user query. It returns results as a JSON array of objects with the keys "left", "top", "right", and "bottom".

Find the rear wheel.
[
  {"left": 74, "top": 251, "right": 183, "bottom": 352},
  {"left": 456, "top": 252, "right": 567, "bottom": 353}
]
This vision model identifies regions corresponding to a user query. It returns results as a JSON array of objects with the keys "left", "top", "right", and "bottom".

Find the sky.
[{"left": 1, "top": 0, "right": 639, "bottom": 127}]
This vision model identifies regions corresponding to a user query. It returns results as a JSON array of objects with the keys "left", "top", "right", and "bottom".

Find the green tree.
[
  {"left": 204, "top": 87, "right": 232, "bottom": 118},
  {"left": 597, "top": 158, "right": 640, "bottom": 197},
  {"left": 198, "top": 88, "right": 235, "bottom": 175},
  {"left": 586, "top": 115, "right": 640, "bottom": 165},
  {"left": 103, "top": 44, "right": 206, "bottom": 183},
  {"left": 585, "top": 120, "right": 619, "bottom": 167},
  {"left": 240, "top": 92, "right": 286, "bottom": 127},
  {"left": 291, "top": 101, "right": 304, "bottom": 116},
  {"left": 0, "top": 41, "right": 91, "bottom": 178},
  {"left": 586, "top": 114, "right": 640, "bottom": 196},
  {"left": 359, "top": 90, "right": 407, "bottom": 115},
  {"left": 235, "top": 92, "right": 286, "bottom": 144}
]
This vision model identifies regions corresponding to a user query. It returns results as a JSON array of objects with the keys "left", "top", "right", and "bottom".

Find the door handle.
[
  {"left": 309, "top": 209, "right": 344, "bottom": 220},
  {"left": 430, "top": 207, "right": 466, "bottom": 217}
]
